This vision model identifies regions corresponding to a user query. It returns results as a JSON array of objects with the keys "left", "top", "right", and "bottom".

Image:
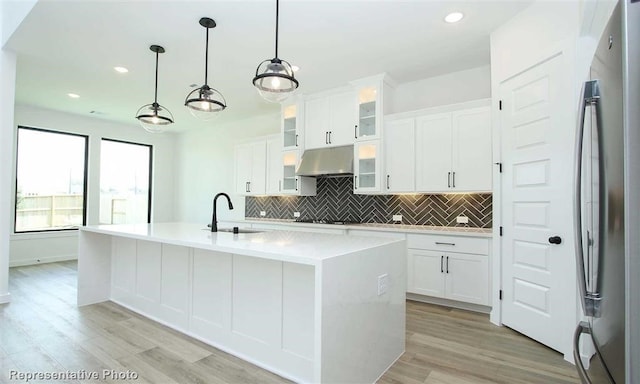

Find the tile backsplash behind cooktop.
[{"left": 245, "top": 177, "right": 492, "bottom": 228}]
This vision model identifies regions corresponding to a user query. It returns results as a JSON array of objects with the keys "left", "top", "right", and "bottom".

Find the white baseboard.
[
  {"left": 9, "top": 254, "right": 77, "bottom": 267},
  {"left": 0, "top": 292, "right": 11, "bottom": 304},
  {"left": 406, "top": 293, "right": 492, "bottom": 314}
]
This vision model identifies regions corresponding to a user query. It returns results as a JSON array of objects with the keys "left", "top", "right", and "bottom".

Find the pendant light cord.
[
  {"left": 274, "top": 0, "right": 279, "bottom": 58},
  {"left": 205, "top": 26, "right": 210, "bottom": 85},
  {"left": 154, "top": 50, "right": 159, "bottom": 105}
]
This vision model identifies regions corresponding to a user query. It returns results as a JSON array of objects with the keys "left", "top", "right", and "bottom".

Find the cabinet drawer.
[{"left": 407, "top": 234, "right": 489, "bottom": 255}]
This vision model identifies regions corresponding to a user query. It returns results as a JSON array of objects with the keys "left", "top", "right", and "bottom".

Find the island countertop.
[{"left": 81, "top": 222, "right": 404, "bottom": 266}]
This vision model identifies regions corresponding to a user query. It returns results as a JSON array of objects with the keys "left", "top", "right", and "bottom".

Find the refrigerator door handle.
[
  {"left": 573, "top": 322, "right": 593, "bottom": 384},
  {"left": 574, "top": 80, "right": 602, "bottom": 318}
]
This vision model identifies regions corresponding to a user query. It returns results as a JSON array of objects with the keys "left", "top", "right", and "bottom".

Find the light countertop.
[
  {"left": 80, "top": 222, "right": 404, "bottom": 266},
  {"left": 222, "top": 218, "right": 493, "bottom": 238}
]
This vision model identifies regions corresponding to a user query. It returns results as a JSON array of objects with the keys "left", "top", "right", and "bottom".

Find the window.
[
  {"left": 15, "top": 127, "right": 88, "bottom": 232},
  {"left": 100, "top": 139, "right": 152, "bottom": 224}
]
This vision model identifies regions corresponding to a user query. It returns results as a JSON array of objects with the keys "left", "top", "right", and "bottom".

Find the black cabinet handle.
[
  {"left": 329, "top": 131, "right": 332, "bottom": 144},
  {"left": 549, "top": 236, "right": 562, "bottom": 244},
  {"left": 354, "top": 175, "right": 358, "bottom": 189},
  {"left": 440, "top": 256, "right": 444, "bottom": 273},
  {"left": 448, "top": 172, "right": 451, "bottom": 188},
  {"left": 245, "top": 182, "right": 249, "bottom": 193},
  {"left": 386, "top": 175, "right": 390, "bottom": 190},
  {"left": 355, "top": 125, "right": 358, "bottom": 139},
  {"left": 452, "top": 171, "right": 456, "bottom": 188},
  {"left": 446, "top": 256, "right": 449, "bottom": 274},
  {"left": 247, "top": 181, "right": 251, "bottom": 193},
  {"left": 325, "top": 131, "right": 328, "bottom": 144},
  {"left": 295, "top": 134, "right": 298, "bottom": 147},
  {"left": 295, "top": 178, "right": 298, "bottom": 191}
]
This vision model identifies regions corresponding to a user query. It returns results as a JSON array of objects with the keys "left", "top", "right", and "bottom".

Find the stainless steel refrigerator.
[{"left": 573, "top": 3, "right": 630, "bottom": 383}]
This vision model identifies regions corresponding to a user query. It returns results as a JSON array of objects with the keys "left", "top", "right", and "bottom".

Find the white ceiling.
[{"left": 6, "top": 0, "right": 532, "bottom": 132}]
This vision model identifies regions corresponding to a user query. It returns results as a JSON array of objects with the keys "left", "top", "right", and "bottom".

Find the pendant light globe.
[
  {"left": 252, "top": 0, "right": 299, "bottom": 103},
  {"left": 135, "top": 45, "right": 174, "bottom": 133},
  {"left": 185, "top": 17, "right": 227, "bottom": 120}
]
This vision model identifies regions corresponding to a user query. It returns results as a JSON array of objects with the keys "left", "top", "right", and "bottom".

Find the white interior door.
[{"left": 500, "top": 53, "right": 575, "bottom": 353}]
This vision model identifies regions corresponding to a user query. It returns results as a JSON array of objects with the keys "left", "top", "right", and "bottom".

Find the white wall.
[
  {"left": 9, "top": 105, "right": 176, "bottom": 266},
  {"left": 174, "top": 113, "right": 280, "bottom": 224},
  {"left": 392, "top": 66, "right": 491, "bottom": 113}
]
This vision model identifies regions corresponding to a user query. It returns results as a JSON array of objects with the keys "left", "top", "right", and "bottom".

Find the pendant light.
[
  {"left": 185, "top": 17, "right": 227, "bottom": 120},
  {"left": 252, "top": 0, "right": 299, "bottom": 103},
  {"left": 136, "top": 45, "right": 174, "bottom": 133}
]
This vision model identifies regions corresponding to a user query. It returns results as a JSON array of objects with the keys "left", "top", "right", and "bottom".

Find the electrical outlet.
[
  {"left": 456, "top": 215, "right": 469, "bottom": 224},
  {"left": 260, "top": 211, "right": 266, "bottom": 217},
  {"left": 392, "top": 214, "right": 402, "bottom": 222},
  {"left": 377, "top": 274, "right": 389, "bottom": 296},
  {"left": 293, "top": 211, "right": 301, "bottom": 218}
]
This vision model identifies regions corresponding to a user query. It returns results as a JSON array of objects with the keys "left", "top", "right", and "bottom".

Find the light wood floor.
[{"left": 0, "top": 261, "right": 579, "bottom": 383}]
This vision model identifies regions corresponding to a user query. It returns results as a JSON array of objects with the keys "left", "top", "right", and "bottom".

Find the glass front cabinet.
[
  {"left": 351, "top": 74, "right": 395, "bottom": 142},
  {"left": 354, "top": 140, "right": 381, "bottom": 194},
  {"left": 281, "top": 150, "right": 316, "bottom": 196},
  {"left": 281, "top": 101, "right": 304, "bottom": 150}
]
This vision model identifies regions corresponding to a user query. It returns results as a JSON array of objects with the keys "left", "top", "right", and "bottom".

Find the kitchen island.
[{"left": 78, "top": 222, "right": 406, "bottom": 384}]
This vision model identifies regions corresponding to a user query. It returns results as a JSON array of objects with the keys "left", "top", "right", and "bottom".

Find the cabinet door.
[
  {"left": 452, "top": 107, "right": 492, "bottom": 192},
  {"left": 354, "top": 140, "right": 381, "bottom": 193},
  {"left": 384, "top": 118, "right": 415, "bottom": 192},
  {"left": 355, "top": 85, "right": 381, "bottom": 141},
  {"left": 407, "top": 249, "right": 445, "bottom": 297},
  {"left": 415, "top": 113, "right": 452, "bottom": 192},
  {"left": 266, "top": 138, "right": 282, "bottom": 195},
  {"left": 304, "top": 97, "right": 330, "bottom": 149},
  {"left": 329, "top": 90, "right": 357, "bottom": 147},
  {"left": 281, "top": 150, "right": 299, "bottom": 194},
  {"left": 281, "top": 103, "right": 299, "bottom": 150},
  {"left": 248, "top": 141, "right": 266, "bottom": 195},
  {"left": 234, "top": 143, "right": 253, "bottom": 195},
  {"left": 444, "top": 252, "right": 489, "bottom": 305}
]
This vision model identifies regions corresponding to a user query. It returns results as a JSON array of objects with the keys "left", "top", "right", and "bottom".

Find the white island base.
[{"left": 78, "top": 223, "right": 406, "bottom": 383}]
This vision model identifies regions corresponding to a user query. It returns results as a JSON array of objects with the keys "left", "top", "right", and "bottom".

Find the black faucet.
[{"left": 211, "top": 193, "right": 234, "bottom": 232}]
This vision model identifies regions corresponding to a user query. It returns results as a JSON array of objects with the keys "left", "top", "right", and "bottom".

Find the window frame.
[
  {"left": 14, "top": 126, "right": 89, "bottom": 234},
  {"left": 100, "top": 138, "right": 153, "bottom": 224}
]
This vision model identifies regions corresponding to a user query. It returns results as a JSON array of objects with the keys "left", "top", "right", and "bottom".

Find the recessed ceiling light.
[
  {"left": 67, "top": 93, "right": 80, "bottom": 98},
  {"left": 291, "top": 65, "right": 300, "bottom": 72},
  {"left": 444, "top": 12, "right": 464, "bottom": 23},
  {"left": 114, "top": 66, "right": 129, "bottom": 73}
]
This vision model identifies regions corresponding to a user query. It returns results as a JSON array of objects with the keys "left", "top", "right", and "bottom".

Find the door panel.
[
  {"left": 249, "top": 141, "right": 266, "bottom": 195},
  {"left": 234, "top": 144, "right": 252, "bottom": 194},
  {"left": 407, "top": 249, "right": 445, "bottom": 297},
  {"left": 304, "top": 98, "right": 330, "bottom": 149},
  {"left": 330, "top": 90, "right": 357, "bottom": 147},
  {"left": 384, "top": 119, "right": 415, "bottom": 192},
  {"left": 444, "top": 252, "right": 489, "bottom": 305},
  {"left": 452, "top": 107, "right": 492, "bottom": 191},
  {"left": 415, "top": 113, "right": 452, "bottom": 192},
  {"left": 500, "top": 52, "right": 574, "bottom": 353}
]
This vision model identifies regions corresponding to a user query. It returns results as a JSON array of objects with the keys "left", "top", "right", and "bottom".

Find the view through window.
[
  {"left": 15, "top": 127, "right": 88, "bottom": 232},
  {"left": 100, "top": 139, "right": 152, "bottom": 224}
]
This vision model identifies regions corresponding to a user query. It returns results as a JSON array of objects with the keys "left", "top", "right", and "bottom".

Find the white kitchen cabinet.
[
  {"left": 384, "top": 118, "right": 415, "bottom": 192},
  {"left": 304, "top": 90, "right": 356, "bottom": 149},
  {"left": 354, "top": 140, "right": 381, "bottom": 193},
  {"left": 415, "top": 106, "right": 492, "bottom": 193},
  {"left": 407, "top": 233, "right": 490, "bottom": 306},
  {"left": 281, "top": 150, "right": 316, "bottom": 196},
  {"left": 234, "top": 140, "right": 266, "bottom": 196},
  {"left": 451, "top": 107, "right": 493, "bottom": 191},
  {"left": 282, "top": 101, "right": 304, "bottom": 150},
  {"left": 352, "top": 74, "right": 394, "bottom": 141},
  {"left": 266, "top": 138, "right": 282, "bottom": 195}
]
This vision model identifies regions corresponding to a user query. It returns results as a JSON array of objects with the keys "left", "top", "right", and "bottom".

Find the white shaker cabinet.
[
  {"left": 304, "top": 90, "right": 356, "bottom": 149},
  {"left": 354, "top": 140, "right": 382, "bottom": 193},
  {"left": 281, "top": 101, "right": 304, "bottom": 150},
  {"left": 281, "top": 150, "right": 316, "bottom": 196},
  {"left": 266, "top": 138, "right": 282, "bottom": 195},
  {"left": 406, "top": 233, "right": 490, "bottom": 306},
  {"left": 384, "top": 118, "right": 415, "bottom": 193},
  {"left": 415, "top": 106, "right": 492, "bottom": 193},
  {"left": 234, "top": 140, "right": 266, "bottom": 196}
]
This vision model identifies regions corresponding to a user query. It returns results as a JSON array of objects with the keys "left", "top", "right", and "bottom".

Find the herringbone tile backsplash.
[{"left": 246, "top": 178, "right": 492, "bottom": 228}]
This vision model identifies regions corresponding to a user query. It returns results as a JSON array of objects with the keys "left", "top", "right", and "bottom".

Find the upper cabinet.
[
  {"left": 281, "top": 150, "right": 316, "bottom": 196},
  {"left": 415, "top": 106, "right": 492, "bottom": 193},
  {"left": 354, "top": 140, "right": 382, "bottom": 194},
  {"left": 351, "top": 74, "right": 395, "bottom": 141},
  {"left": 281, "top": 100, "right": 303, "bottom": 150},
  {"left": 384, "top": 118, "right": 416, "bottom": 193},
  {"left": 266, "top": 137, "right": 282, "bottom": 195},
  {"left": 304, "top": 89, "right": 357, "bottom": 149},
  {"left": 235, "top": 140, "right": 267, "bottom": 196}
]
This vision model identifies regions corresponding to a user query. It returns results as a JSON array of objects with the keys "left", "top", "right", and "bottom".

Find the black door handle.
[{"left": 549, "top": 236, "right": 562, "bottom": 244}]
